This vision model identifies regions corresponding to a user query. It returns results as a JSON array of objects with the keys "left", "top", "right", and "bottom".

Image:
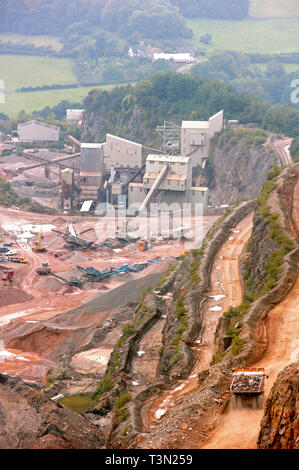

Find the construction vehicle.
[
  {"left": 50, "top": 272, "right": 85, "bottom": 288},
  {"left": 2, "top": 270, "right": 14, "bottom": 285},
  {"left": 33, "top": 229, "right": 46, "bottom": 252},
  {"left": 230, "top": 368, "right": 267, "bottom": 409},
  {"left": 52, "top": 224, "right": 94, "bottom": 250},
  {"left": 11, "top": 257, "right": 28, "bottom": 264},
  {"left": 36, "top": 263, "right": 51, "bottom": 275},
  {"left": 138, "top": 239, "right": 148, "bottom": 252}
]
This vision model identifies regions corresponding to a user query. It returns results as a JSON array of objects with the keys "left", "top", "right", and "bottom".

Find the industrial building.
[
  {"left": 80, "top": 143, "right": 104, "bottom": 201},
  {"left": 128, "top": 154, "right": 208, "bottom": 210},
  {"left": 17, "top": 120, "right": 60, "bottom": 143},
  {"left": 103, "top": 134, "right": 143, "bottom": 170},
  {"left": 66, "top": 109, "right": 85, "bottom": 127},
  {"left": 181, "top": 110, "right": 223, "bottom": 167}
]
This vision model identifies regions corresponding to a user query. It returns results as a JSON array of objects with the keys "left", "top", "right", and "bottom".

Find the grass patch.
[
  {"left": 92, "top": 375, "right": 114, "bottom": 399},
  {"left": 0, "top": 54, "right": 77, "bottom": 93},
  {"left": 115, "top": 393, "right": 132, "bottom": 409},
  {"left": 122, "top": 424, "right": 132, "bottom": 436},
  {"left": 189, "top": 243, "right": 206, "bottom": 283},
  {"left": 156, "top": 263, "right": 176, "bottom": 287},
  {"left": 117, "top": 406, "right": 129, "bottom": 423},
  {"left": 249, "top": 0, "right": 299, "bottom": 19},
  {"left": 186, "top": 18, "right": 299, "bottom": 54},
  {"left": 59, "top": 394, "right": 97, "bottom": 414},
  {"left": 1, "top": 84, "right": 119, "bottom": 118}
]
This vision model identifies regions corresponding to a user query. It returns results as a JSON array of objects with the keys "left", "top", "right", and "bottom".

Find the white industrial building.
[
  {"left": 103, "top": 134, "right": 143, "bottom": 170},
  {"left": 128, "top": 154, "right": 208, "bottom": 210},
  {"left": 181, "top": 110, "right": 223, "bottom": 167},
  {"left": 17, "top": 120, "right": 60, "bottom": 143}
]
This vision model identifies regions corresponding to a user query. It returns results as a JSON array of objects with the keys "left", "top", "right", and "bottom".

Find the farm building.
[{"left": 153, "top": 53, "right": 195, "bottom": 64}]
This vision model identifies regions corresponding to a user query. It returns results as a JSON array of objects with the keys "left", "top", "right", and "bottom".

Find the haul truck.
[{"left": 230, "top": 368, "right": 267, "bottom": 409}]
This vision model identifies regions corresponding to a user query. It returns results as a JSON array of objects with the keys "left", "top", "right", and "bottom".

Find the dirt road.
[
  {"left": 140, "top": 214, "right": 253, "bottom": 435},
  {"left": 202, "top": 178, "right": 299, "bottom": 450},
  {"left": 273, "top": 138, "right": 293, "bottom": 166}
]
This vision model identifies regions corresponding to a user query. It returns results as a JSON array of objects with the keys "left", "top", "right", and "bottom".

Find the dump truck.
[
  {"left": 230, "top": 368, "right": 266, "bottom": 409},
  {"left": 36, "top": 263, "right": 51, "bottom": 275},
  {"left": 33, "top": 229, "right": 46, "bottom": 252}
]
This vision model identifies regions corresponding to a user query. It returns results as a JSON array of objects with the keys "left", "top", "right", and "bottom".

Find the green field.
[
  {"left": 257, "top": 63, "right": 299, "bottom": 73},
  {"left": 0, "top": 33, "right": 63, "bottom": 51},
  {"left": 1, "top": 84, "right": 119, "bottom": 117},
  {"left": 249, "top": 0, "right": 299, "bottom": 19},
  {"left": 187, "top": 18, "right": 299, "bottom": 54},
  {"left": 0, "top": 54, "right": 135, "bottom": 117},
  {"left": 0, "top": 55, "right": 77, "bottom": 92}
]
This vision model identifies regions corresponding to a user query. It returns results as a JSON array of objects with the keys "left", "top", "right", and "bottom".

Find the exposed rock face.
[
  {"left": 0, "top": 374, "right": 104, "bottom": 449},
  {"left": 209, "top": 130, "right": 279, "bottom": 205},
  {"left": 257, "top": 362, "right": 299, "bottom": 449}
]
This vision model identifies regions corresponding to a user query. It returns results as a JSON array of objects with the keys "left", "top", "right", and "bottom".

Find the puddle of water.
[
  {"left": 52, "top": 394, "right": 64, "bottom": 401},
  {"left": 2, "top": 223, "right": 55, "bottom": 241},
  {"left": 155, "top": 408, "right": 166, "bottom": 419},
  {"left": 209, "top": 306, "right": 222, "bottom": 312},
  {"left": 209, "top": 295, "right": 226, "bottom": 301},
  {"left": 174, "top": 383, "right": 186, "bottom": 392}
]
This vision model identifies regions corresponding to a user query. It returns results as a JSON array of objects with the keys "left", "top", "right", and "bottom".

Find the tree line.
[
  {"left": 81, "top": 73, "right": 299, "bottom": 146},
  {"left": 1, "top": 0, "right": 250, "bottom": 41}
]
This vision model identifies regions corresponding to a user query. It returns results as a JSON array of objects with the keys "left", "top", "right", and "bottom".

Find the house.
[{"left": 66, "top": 109, "right": 85, "bottom": 127}]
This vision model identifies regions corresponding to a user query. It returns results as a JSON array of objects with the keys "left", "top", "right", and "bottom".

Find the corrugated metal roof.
[
  {"left": 81, "top": 143, "right": 103, "bottom": 149},
  {"left": 18, "top": 120, "right": 60, "bottom": 131},
  {"left": 181, "top": 121, "right": 209, "bottom": 129}
]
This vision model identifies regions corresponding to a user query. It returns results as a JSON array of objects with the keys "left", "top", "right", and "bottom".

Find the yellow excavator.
[{"left": 33, "top": 229, "right": 46, "bottom": 252}]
